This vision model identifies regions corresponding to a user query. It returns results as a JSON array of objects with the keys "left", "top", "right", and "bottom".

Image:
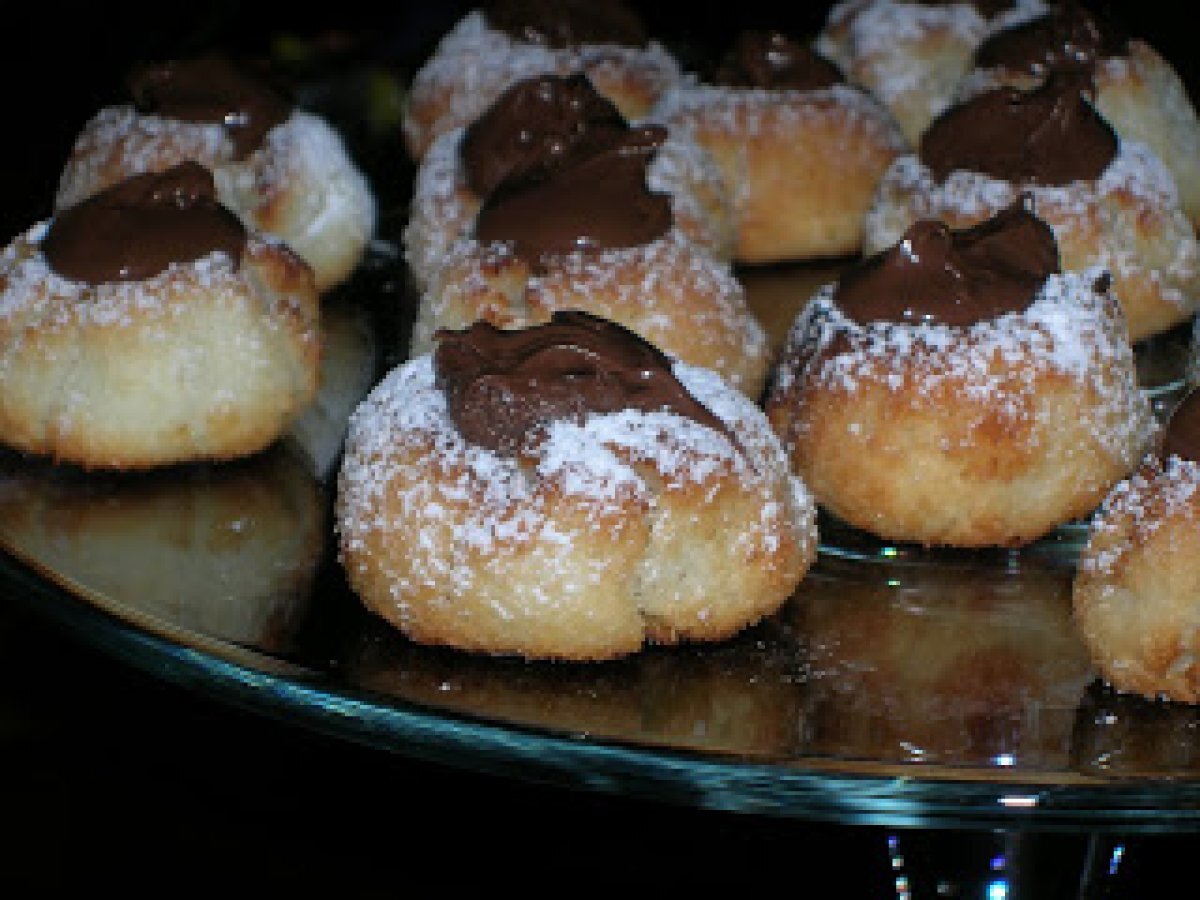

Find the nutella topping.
[
  {"left": 974, "top": 3, "right": 1130, "bottom": 77},
  {"left": 41, "top": 161, "right": 247, "bottom": 285},
  {"left": 713, "top": 31, "right": 842, "bottom": 91},
  {"left": 473, "top": 122, "right": 672, "bottom": 263},
  {"left": 461, "top": 73, "right": 627, "bottom": 198},
  {"left": 1161, "top": 389, "right": 1200, "bottom": 463},
  {"left": 128, "top": 55, "right": 292, "bottom": 159},
  {"left": 433, "top": 310, "right": 730, "bottom": 455},
  {"left": 835, "top": 200, "right": 1061, "bottom": 326},
  {"left": 919, "top": 71, "right": 1118, "bottom": 185},
  {"left": 484, "top": 0, "right": 647, "bottom": 49}
]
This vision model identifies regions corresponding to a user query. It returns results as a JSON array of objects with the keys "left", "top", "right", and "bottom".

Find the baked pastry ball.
[
  {"left": 815, "top": 0, "right": 1051, "bottom": 144},
  {"left": 404, "top": 71, "right": 735, "bottom": 293},
  {"left": 0, "top": 162, "right": 320, "bottom": 470},
  {"left": 957, "top": 2, "right": 1200, "bottom": 232},
  {"left": 765, "top": 200, "right": 1157, "bottom": 548},
  {"left": 864, "top": 69, "right": 1200, "bottom": 343},
  {"left": 55, "top": 55, "right": 376, "bottom": 293},
  {"left": 409, "top": 115, "right": 770, "bottom": 399},
  {"left": 651, "top": 29, "right": 906, "bottom": 264},
  {"left": 1073, "top": 388, "right": 1200, "bottom": 704},
  {"left": 401, "top": 0, "right": 683, "bottom": 160},
  {"left": 335, "top": 311, "right": 818, "bottom": 662}
]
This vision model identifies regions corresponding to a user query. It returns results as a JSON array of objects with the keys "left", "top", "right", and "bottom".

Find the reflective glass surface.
[{"left": 3, "top": 241, "right": 1199, "bottom": 833}]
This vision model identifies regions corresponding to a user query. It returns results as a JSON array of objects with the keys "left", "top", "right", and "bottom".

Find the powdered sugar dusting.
[
  {"left": 402, "top": 121, "right": 732, "bottom": 291},
  {"left": 0, "top": 222, "right": 248, "bottom": 331},
  {"left": 54, "top": 106, "right": 232, "bottom": 210},
  {"left": 776, "top": 268, "right": 1156, "bottom": 461},
  {"left": 411, "top": 229, "right": 768, "bottom": 394},
  {"left": 1083, "top": 457, "right": 1200, "bottom": 576},
  {"left": 865, "top": 140, "right": 1200, "bottom": 316},
  {"left": 336, "top": 352, "right": 810, "bottom": 594},
  {"left": 653, "top": 79, "right": 904, "bottom": 149},
  {"left": 403, "top": 10, "right": 682, "bottom": 152}
]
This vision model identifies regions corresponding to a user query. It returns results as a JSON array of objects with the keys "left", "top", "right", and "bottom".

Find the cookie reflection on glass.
[
  {"left": 789, "top": 557, "right": 1093, "bottom": 769},
  {"left": 1070, "top": 679, "right": 1200, "bottom": 779},
  {"left": 343, "top": 615, "right": 805, "bottom": 759},
  {"left": 0, "top": 444, "right": 324, "bottom": 655}
]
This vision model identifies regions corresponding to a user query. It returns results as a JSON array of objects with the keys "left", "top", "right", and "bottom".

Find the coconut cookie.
[
  {"left": 815, "top": 0, "right": 1050, "bottom": 144},
  {"left": 55, "top": 55, "right": 375, "bottom": 293},
  {"left": 403, "top": 72, "right": 735, "bottom": 293},
  {"left": 864, "top": 70, "right": 1200, "bottom": 342},
  {"left": 336, "top": 311, "right": 817, "bottom": 661},
  {"left": 1073, "top": 388, "right": 1200, "bottom": 704},
  {"left": 959, "top": 2, "right": 1200, "bottom": 232},
  {"left": 652, "top": 29, "right": 906, "bottom": 264},
  {"left": 766, "top": 200, "right": 1156, "bottom": 548},
  {"left": 0, "top": 162, "right": 320, "bottom": 470},
  {"left": 401, "top": 0, "right": 683, "bottom": 160},
  {"left": 410, "top": 109, "right": 769, "bottom": 399}
]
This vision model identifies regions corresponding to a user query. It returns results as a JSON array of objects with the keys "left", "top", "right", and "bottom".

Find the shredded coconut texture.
[
  {"left": 403, "top": 121, "right": 730, "bottom": 289},
  {"left": 1081, "top": 457, "right": 1200, "bottom": 577},
  {"left": 410, "top": 229, "right": 768, "bottom": 396},
  {"left": 403, "top": 10, "right": 682, "bottom": 153},
  {"left": 336, "top": 353, "right": 813, "bottom": 593},
  {"left": 0, "top": 222, "right": 249, "bottom": 331},
  {"left": 775, "top": 268, "right": 1157, "bottom": 463}
]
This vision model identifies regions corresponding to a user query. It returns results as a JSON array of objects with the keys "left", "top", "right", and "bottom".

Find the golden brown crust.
[
  {"left": 401, "top": 10, "right": 683, "bottom": 160},
  {"left": 765, "top": 274, "right": 1156, "bottom": 547},
  {"left": 0, "top": 225, "right": 320, "bottom": 470},
  {"left": 335, "top": 354, "right": 817, "bottom": 661},
  {"left": 863, "top": 142, "right": 1200, "bottom": 343},
  {"left": 411, "top": 232, "right": 771, "bottom": 399},
  {"left": 55, "top": 108, "right": 375, "bottom": 293},
  {"left": 652, "top": 83, "right": 905, "bottom": 264},
  {"left": 1073, "top": 459, "right": 1200, "bottom": 704}
]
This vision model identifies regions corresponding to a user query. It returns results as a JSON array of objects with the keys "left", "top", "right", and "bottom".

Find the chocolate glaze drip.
[
  {"left": 461, "top": 73, "right": 628, "bottom": 199},
  {"left": 713, "top": 31, "right": 842, "bottom": 90},
  {"left": 129, "top": 56, "right": 292, "bottom": 160},
  {"left": 1161, "top": 389, "right": 1200, "bottom": 463},
  {"left": 473, "top": 120, "right": 672, "bottom": 264},
  {"left": 484, "top": 0, "right": 647, "bottom": 49},
  {"left": 433, "top": 310, "right": 730, "bottom": 455},
  {"left": 919, "top": 70, "right": 1118, "bottom": 185},
  {"left": 974, "top": 3, "right": 1130, "bottom": 78},
  {"left": 42, "top": 161, "right": 247, "bottom": 285},
  {"left": 835, "top": 200, "right": 1061, "bottom": 326}
]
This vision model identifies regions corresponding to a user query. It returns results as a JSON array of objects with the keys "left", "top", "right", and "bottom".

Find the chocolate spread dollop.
[
  {"left": 713, "top": 31, "right": 842, "bottom": 91},
  {"left": 919, "top": 70, "right": 1118, "bottom": 185},
  {"left": 834, "top": 200, "right": 1060, "bottom": 326},
  {"left": 472, "top": 117, "right": 672, "bottom": 263},
  {"left": 484, "top": 0, "right": 647, "bottom": 49},
  {"left": 42, "top": 161, "right": 247, "bottom": 285},
  {"left": 128, "top": 55, "right": 292, "bottom": 160},
  {"left": 433, "top": 310, "right": 730, "bottom": 455},
  {"left": 1160, "top": 389, "right": 1200, "bottom": 463},
  {"left": 974, "top": 3, "right": 1130, "bottom": 78},
  {"left": 461, "top": 73, "right": 628, "bottom": 199}
]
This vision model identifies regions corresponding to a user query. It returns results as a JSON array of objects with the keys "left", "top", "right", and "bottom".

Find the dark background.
[{"left": 3, "top": 1, "right": 1199, "bottom": 889}]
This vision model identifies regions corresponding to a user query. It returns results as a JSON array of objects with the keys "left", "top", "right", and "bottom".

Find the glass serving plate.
[{"left": 3, "top": 234, "right": 1199, "bottom": 835}]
